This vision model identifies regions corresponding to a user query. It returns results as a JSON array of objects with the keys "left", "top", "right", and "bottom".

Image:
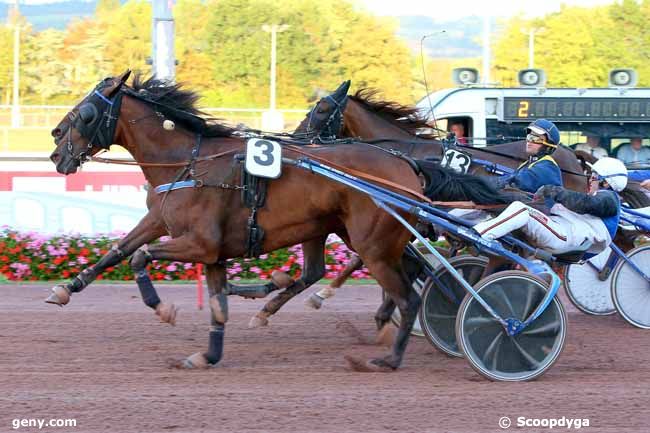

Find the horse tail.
[{"left": 417, "top": 160, "right": 521, "bottom": 205}]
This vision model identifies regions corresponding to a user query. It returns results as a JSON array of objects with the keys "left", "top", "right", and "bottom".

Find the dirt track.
[{"left": 1, "top": 282, "right": 650, "bottom": 433}]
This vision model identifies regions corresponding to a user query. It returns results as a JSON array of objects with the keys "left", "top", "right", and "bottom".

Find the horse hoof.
[
  {"left": 344, "top": 355, "right": 395, "bottom": 373},
  {"left": 155, "top": 303, "right": 178, "bottom": 326},
  {"left": 45, "top": 285, "right": 70, "bottom": 306},
  {"left": 318, "top": 287, "right": 336, "bottom": 299},
  {"left": 247, "top": 312, "right": 269, "bottom": 328},
  {"left": 375, "top": 323, "right": 396, "bottom": 347},
  {"left": 175, "top": 352, "right": 210, "bottom": 369},
  {"left": 271, "top": 270, "right": 294, "bottom": 289},
  {"left": 304, "top": 293, "right": 324, "bottom": 310}
]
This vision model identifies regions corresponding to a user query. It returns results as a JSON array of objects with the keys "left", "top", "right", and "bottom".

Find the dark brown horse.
[
  {"left": 46, "top": 72, "right": 507, "bottom": 371},
  {"left": 293, "top": 82, "right": 650, "bottom": 310},
  {"left": 304, "top": 82, "right": 590, "bottom": 190}
]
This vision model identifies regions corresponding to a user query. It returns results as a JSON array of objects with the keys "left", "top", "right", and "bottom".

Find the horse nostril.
[
  {"left": 51, "top": 128, "right": 62, "bottom": 138},
  {"left": 50, "top": 152, "right": 60, "bottom": 163}
]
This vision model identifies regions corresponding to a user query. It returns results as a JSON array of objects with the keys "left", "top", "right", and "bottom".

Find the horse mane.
[
  {"left": 128, "top": 74, "right": 236, "bottom": 137},
  {"left": 417, "top": 160, "right": 526, "bottom": 204},
  {"left": 349, "top": 88, "right": 430, "bottom": 134}
]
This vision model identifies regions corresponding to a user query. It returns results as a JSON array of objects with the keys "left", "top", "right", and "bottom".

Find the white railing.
[{"left": 0, "top": 105, "right": 309, "bottom": 152}]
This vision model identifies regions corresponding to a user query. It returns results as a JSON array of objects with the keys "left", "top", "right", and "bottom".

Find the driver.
[
  {"left": 494, "top": 119, "right": 563, "bottom": 193},
  {"left": 474, "top": 157, "right": 627, "bottom": 255},
  {"left": 452, "top": 119, "right": 563, "bottom": 223}
]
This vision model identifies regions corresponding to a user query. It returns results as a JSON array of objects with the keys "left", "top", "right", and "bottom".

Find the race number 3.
[
  {"left": 245, "top": 138, "right": 282, "bottom": 178},
  {"left": 441, "top": 148, "right": 472, "bottom": 174}
]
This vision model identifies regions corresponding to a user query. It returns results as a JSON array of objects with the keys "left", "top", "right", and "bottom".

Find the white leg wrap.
[{"left": 316, "top": 286, "right": 336, "bottom": 299}]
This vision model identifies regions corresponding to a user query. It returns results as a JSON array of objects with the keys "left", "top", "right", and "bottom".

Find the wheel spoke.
[
  {"left": 511, "top": 337, "right": 542, "bottom": 370},
  {"left": 464, "top": 315, "right": 497, "bottom": 328},
  {"left": 466, "top": 265, "right": 485, "bottom": 285},
  {"left": 481, "top": 331, "right": 505, "bottom": 370},
  {"left": 520, "top": 285, "right": 536, "bottom": 319},
  {"left": 520, "top": 318, "right": 561, "bottom": 337},
  {"left": 490, "top": 284, "right": 517, "bottom": 317}
]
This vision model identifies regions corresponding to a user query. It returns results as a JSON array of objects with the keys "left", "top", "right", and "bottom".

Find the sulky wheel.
[
  {"left": 456, "top": 270, "right": 567, "bottom": 381},
  {"left": 611, "top": 245, "right": 650, "bottom": 329},
  {"left": 419, "top": 254, "right": 488, "bottom": 357},
  {"left": 565, "top": 247, "right": 616, "bottom": 315}
]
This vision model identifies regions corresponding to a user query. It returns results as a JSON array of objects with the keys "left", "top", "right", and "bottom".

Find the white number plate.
[
  {"left": 245, "top": 138, "right": 282, "bottom": 178},
  {"left": 441, "top": 148, "right": 472, "bottom": 174}
]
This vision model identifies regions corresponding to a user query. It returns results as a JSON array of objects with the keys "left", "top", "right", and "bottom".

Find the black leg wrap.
[
  {"left": 205, "top": 325, "right": 225, "bottom": 365},
  {"left": 67, "top": 267, "right": 96, "bottom": 293},
  {"left": 136, "top": 273, "right": 160, "bottom": 309}
]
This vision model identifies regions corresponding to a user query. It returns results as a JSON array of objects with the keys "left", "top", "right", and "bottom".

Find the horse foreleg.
[
  {"left": 346, "top": 256, "right": 420, "bottom": 372},
  {"left": 248, "top": 237, "right": 327, "bottom": 328},
  {"left": 45, "top": 209, "right": 166, "bottom": 306},
  {"left": 305, "top": 254, "right": 363, "bottom": 310},
  {"left": 180, "top": 262, "right": 228, "bottom": 369}
]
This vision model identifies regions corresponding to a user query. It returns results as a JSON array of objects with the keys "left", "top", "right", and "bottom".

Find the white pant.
[{"left": 473, "top": 201, "right": 588, "bottom": 254}]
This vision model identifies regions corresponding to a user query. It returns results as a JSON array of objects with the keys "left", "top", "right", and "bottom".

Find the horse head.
[
  {"left": 296, "top": 80, "right": 350, "bottom": 139},
  {"left": 50, "top": 70, "right": 131, "bottom": 174}
]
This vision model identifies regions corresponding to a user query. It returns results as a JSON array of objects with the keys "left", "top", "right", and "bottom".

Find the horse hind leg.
[
  {"left": 305, "top": 254, "right": 363, "bottom": 310},
  {"left": 249, "top": 237, "right": 327, "bottom": 328}
]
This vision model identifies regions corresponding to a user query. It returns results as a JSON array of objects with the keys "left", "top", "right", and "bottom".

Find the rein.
[
  {"left": 362, "top": 137, "right": 589, "bottom": 179},
  {"left": 90, "top": 148, "right": 240, "bottom": 168},
  {"left": 283, "top": 144, "right": 434, "bottom": 205}
]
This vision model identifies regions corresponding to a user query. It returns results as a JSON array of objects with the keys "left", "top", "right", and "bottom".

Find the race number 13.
[{"left": 245, "top": 138, "right": 282, "bottom": 178}]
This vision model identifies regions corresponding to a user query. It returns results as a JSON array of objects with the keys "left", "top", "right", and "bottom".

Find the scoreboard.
[{"left": 501, "top": 97, "right": 650, "bottom": 122}]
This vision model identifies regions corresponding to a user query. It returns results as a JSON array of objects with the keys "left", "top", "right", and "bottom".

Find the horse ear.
[
  {"left": 118, "top": 70, "right": 132, "bottom": 83},
  {"left": 333, "top": 80, "right": 351, "bottom": 100}
]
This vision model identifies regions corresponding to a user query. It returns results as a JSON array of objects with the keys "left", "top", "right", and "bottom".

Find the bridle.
[
  {"left": 61, "top": 79, "right": 124, "bottom": 165},
  {"left": 305, "top": 94, "right": 348, "bottom": 141}
]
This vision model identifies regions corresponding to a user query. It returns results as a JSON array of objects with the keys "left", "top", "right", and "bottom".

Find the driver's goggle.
[{"left": 526, "top": 133, "right": 555, "bottom": 147}]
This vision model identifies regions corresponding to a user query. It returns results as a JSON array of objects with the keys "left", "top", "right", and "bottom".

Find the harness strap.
[
  {"left": 154, "top": 180, "right": 197, "bottom": 194},
  {"left": 283, "top": 145, "right": 434, "bottom": 205}
]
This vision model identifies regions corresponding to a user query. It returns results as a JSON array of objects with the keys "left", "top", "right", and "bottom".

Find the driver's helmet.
[
  {"left": 526, "top": 119, "right": 560, "bottom": 154},
  {"left": 590, "top": 157, "right": 628, "bottom": 192}
]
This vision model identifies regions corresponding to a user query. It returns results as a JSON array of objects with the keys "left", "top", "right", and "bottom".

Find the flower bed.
[{"left": 0, "top": 228, "right": 370, "bottom": 282}]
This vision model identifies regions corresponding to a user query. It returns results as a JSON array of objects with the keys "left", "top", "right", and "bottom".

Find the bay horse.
[{"left": 47, "top": 71, "right": 509, "bottom": 370}]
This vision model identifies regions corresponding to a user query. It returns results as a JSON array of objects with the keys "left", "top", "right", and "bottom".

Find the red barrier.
[{"left": 196, "top": 263, "right": 204, "bottom": 310}]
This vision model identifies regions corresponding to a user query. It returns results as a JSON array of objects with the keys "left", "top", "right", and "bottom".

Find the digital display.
[{"left": 502, "top": 97, "right": 650, "bottom": 122}]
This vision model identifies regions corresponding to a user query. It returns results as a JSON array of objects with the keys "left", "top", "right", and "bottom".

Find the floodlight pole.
[
  {"left": 152, "top": 0, "right": 176, "bottom": 81},
  {"left": 521, "top": 27, "right": 545, "bottom": 68},
  {"left": 482, "top": 16, "right": 491, "bottom": 85},
  {"left": 10, "top": 0, "right": 20, "bottom": 128},
  {"left": 262, "top": 24, "right": 289, "bottom": 111}
]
